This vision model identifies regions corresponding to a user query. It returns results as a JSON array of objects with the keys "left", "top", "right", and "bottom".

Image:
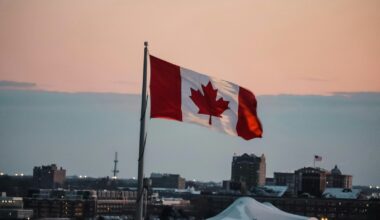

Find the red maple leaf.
[{"left": 190, "top": 81, "right": 230, "bottom": 125}]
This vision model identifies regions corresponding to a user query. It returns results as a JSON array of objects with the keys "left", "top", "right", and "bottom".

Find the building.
[
  {"left": 273, "top": 172, "right": 295, "bottom": 196},
  {"left": 96, "top": 190, "right": 137, "bottom": 216},
  {"left": 24, "top": 189, "right": 96, "bottom": 218},
  {"left": 326, "top": 165, "right": 352, "bottom": 189},
  {"left": 23, "top": 189, "right": 139, "bottom": 218},
  {"left": 0, "top": 193, "right": 33, "bottom": 219},
  {"left": 33, "top": 164, "right": 66, "bottom": 189},
  {"left": 231, "top": 153, "right": 266, "bottom": 190},
  {"left": 150, "top": 173, "right": 186, "bottom": 189},
  {"left": 273, "top": 165, "right": 353, "bottom": 198},
  {"left": 295, "top": 167, "right": 328, "bottom": 197}
]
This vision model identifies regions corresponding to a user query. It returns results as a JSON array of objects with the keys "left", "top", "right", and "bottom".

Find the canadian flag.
[{"left": 149, "top": 55, "right": 263, "bottom": 140}]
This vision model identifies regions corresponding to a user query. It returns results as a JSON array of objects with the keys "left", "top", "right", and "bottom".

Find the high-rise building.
[
  {"left": 294, "top": 167, "right": 328, "bottom": 197},
  {"left": 33, "top": 164, "right": 66, "bottom": 189},
  {"left": 231, "top": 153, "right": 266, "bottom": 189}
]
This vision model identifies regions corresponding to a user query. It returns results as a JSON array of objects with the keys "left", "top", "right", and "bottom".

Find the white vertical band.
[{"left": 180, "top": 67, "right": 239, "bottom": 136}]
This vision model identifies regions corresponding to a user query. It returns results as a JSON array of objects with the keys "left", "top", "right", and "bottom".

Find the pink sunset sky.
[{"left": 0, "top": 0, "right": 379, "bottom": 95}]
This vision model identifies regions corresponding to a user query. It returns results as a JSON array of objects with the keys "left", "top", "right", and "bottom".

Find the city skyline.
[
  {"left": 1, "top": 0, "right": 379, "bottom": 186},
  {"left": 0, "top": 89, "right": 379, "bottom": 186},
  {"left": 1, "top": 2, "right": 379, "bottom": 219}
]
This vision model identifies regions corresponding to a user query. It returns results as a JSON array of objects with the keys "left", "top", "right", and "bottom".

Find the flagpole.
[{"left": 136, "top": 42, "right": 148, "bottom": 220}]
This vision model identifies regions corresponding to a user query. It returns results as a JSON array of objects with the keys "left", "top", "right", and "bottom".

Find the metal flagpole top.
[{"left": 144, "top": 41, "right": 148, "bottom": 47}]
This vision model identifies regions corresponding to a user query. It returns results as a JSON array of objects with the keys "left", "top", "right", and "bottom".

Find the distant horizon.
[
  {"left": 1, "top": 88, "right": 379, "bottom": 185},
  {"left": 2, "top": 80, "right": 380, "bottom": 96},
  {"left": 3, "top": 171, "right": 379, "bottom": 188}
]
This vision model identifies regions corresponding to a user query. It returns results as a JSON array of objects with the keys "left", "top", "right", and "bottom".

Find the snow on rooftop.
[
  {"left": 323, "top": 188, "right": 361, "bottom": 199},
  {"left": 252, "top": 185, "right": 288, "bottom": 197}
]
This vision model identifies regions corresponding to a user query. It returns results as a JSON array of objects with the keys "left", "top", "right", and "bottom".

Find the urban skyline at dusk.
[
  {"left": 1, "top": 0, "right": 379, "bottom": 188},
  {"left": 0, "top": 90, "right": 379, "bottom": 186}
]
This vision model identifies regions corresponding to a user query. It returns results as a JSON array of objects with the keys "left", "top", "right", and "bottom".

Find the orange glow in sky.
[{"left": 0, "top": 0, "right": 379, "bottom": 95}]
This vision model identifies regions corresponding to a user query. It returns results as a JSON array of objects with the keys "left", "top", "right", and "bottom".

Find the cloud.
[{"left": 0, "top": 80, "right": 37, "bottom": 89}]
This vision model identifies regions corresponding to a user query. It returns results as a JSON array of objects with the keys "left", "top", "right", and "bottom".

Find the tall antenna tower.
[{"left": 112, "top": 152, "right": 119, "bottom": 179}]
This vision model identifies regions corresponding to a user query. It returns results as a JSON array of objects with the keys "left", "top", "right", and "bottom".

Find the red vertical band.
[
  {"left": 236, "top": 87, "right": 263, "bottom": 140},
  {"left": 150, "top": 55, "right": 182, "bottom": 121}
]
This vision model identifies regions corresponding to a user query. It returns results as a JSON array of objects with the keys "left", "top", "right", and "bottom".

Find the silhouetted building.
[
  {"left": 295, "top": 167, "right": 327, "bottom": 197},
  {"left": 274, "top": 172, "right": 295, "bottom": 196},
  {"left": 150, "top": 173, "right": 186, "bottom": 189},
  {"left": 326, "top": 165, "right": 352, "bottom": 189},
  {"left": 0, "top": 175, "right": 33, "bottom": 197},
  {"left": 231, "top": 153, "right": 266, "bottom": 189},
  {"left": 33, "top": 164, "right": 66, "bottom": 189}
]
